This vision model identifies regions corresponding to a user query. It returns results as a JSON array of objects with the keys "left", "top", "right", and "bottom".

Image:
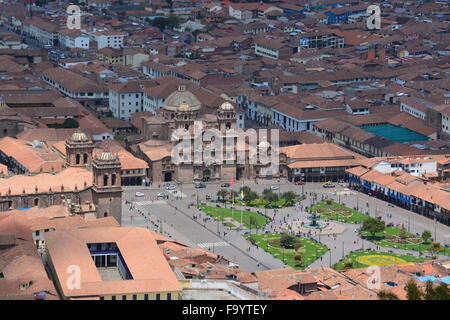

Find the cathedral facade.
[{"left": 136, "top": 84, "right": 288, "bottom": 184}]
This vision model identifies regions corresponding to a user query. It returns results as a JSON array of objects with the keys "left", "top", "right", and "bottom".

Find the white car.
[
  {"left": 270, "top": 185, "right": 279, "bottom": 190},
  {"left": 135, "top": 192, "right": 145, "bottom": 197},
  {"left": 157, "top": 192, "right": 167, "bottom": 198},
  {"left": 166, "top": 185, "right": 177, "bottom": 191}
]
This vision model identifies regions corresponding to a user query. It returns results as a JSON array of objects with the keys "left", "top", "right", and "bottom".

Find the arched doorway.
[
  {"left": 164, "top": 172, "right": 172, "bottom": 182},
  {"left": 203, "top": 169, "right": 211, "bottom": 182}
]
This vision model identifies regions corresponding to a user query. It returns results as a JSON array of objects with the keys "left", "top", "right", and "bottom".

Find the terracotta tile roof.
[
  {"left": 0, "top": 137, "right": 66, "bottom": 173},
  {"left": 45, "top": 227, "right": 181, "bottom": 298},
  {"left": 0, "top": 167, "right": 93, "bottom": 197},
  {"left": 138, "top": 142, "right": 172, "bottom": 161},
  {"left": 281, "top": 142, "right": 364, "bottom": 161}
]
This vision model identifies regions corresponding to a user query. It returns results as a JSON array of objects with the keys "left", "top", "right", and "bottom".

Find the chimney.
[
  {"left": 367, "top": 47, "right": 375, "bottom": 62},
  {"left": 379, "top": 46, "right": 386, "bottom": 62}
]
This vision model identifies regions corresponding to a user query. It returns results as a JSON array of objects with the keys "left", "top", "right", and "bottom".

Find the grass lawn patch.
[
  {"left": 246, "top": 233, "right": 328, "bottom": 270},
  {"left": 362, "top": 227, "right": 450, "bottom": 256},
  {"left": 333, "top": 251, "right": 426, "bottom": 271},
  {"left": 309, "top": 201, "right": 370, "bottom": 224},
  {"left": 196, "top": 205, "right": 267, "bottom": 229}
]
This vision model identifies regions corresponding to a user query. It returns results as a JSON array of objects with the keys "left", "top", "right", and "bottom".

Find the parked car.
[
  {"left": 135, "top": 192, "right": 145, "bottom": 197},
  {"left": 221, "top": 183, "right": 230, "bottom": 188},
  {"left": 270, "top": 185, "right": 279, "bottom": 190},
  {"left": 295, "top": 181, "right": 305, "bottom": 185},
  {"left": 322, "top": 182, "right": 336, "bottom": 188},
  {"left": 195, "top": 183, "right": 206, "bottom": 189}
]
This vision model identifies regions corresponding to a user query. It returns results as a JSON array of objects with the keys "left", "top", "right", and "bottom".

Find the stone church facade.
[{"left": 136, "top": 84, "right": 288, "bottom": 184}]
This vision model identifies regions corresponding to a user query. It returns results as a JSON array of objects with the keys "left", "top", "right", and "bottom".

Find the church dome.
[
  {"left": 164, "top": 83, "right": 201, "bottom": 112},
  {"left": 178, "top": 103, "right": 191, "bottom": 112},
  {"left": 70, "top": 131, "right": 89, "bottom": 143},
  {"left": 219, "top": 102, "right": 234, "bottom": 111},
  {"left": 96, "top": 150, "right": 118, "bottom": 162}
]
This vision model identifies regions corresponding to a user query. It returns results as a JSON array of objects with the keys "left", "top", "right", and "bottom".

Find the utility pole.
[
  {"left": 408, "top": 214, "right": 411, "bottom": 233},
  {"left": 329, "top": 250, "right": 332, "bottom": 267},
  {"left": 342, "top": 241, "right": 345, "bottom": 259}
]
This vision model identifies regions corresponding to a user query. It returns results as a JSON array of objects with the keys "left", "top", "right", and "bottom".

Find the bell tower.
[
  {"left": 65, "top": 131, "right": 94, "bottom": 167},
  {"left": 218, "top": 102, "right": 236, "bottom": 132},
  {"left": 91, "top": 148, "right": 122, "bottom": 223}
]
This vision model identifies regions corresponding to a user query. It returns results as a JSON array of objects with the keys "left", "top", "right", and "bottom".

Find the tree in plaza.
[
  {"left": 343, "top": 258, "right": 353, "bottom": 269},
  {"left": 399, "top": 227, "right": 409, "bottom": 241},
  {"left": 293, "top": 241, "right": 303, "bottom": 253},
  {"left": 361, "top": 217, "right": 385, "bottom": 238},
  {"left": 429, "top": 241, "right": 442, "bottom": 255},
  {"left": 421, "top": 230, "right": 432, "bottom": 243},
  {"left": 294, "top": 254, "right": 304, "bottom": 267},
  {"left": 230, "top": 190, "right": 239, "bottom": 203},
  {"left": 280, "top": 233, "right": 296, "bottom": 249},
  {"left": 216, "top": 189, "right": 228, "bottom": 203},
  {"left": 377, "top": 291, "right": 400, "bottom": 300},
  {"left": 241, "top": 186, "right": 258, "bottom": 203},
  {"left": 262, "top": 188, "right": 278, "bottom": 204},
  {"left": 282, "top": 191, "right": 297, "bottom": 205},
  {"left": 405, "top": 279, "right": 422, "bottom": 300}
]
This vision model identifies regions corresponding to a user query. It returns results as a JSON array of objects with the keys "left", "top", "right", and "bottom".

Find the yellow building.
[
  {"left": 96, "top": 47, "right": 124, "bottom": 65},
  {"left": 45, "top": 226, "right": 182, "bottom": 300}
]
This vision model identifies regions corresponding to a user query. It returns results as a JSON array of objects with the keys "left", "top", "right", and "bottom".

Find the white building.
[
  {"left": 22, "top": 17, "right": 60, "bottom": 47},
  {"left": 109, "top": 81, "right": 155, "bottom": 120},
  {"left": 442, "top": 106, "right": 450, "bottom": 136},
  {"left": 228, "top": 4, "right": 253, "bottom": 20},
  {"left": 41, "top": 67, "right": 108, "bottom": 101},
  {"left": 90, "top": 30, "right": 125, "bottom": 49},
  {"left": 366, "top": 156, "right": 440, "bottom": 177},
  {"left": 400, "top": 97, "right": 430, "bottom": 120},
  {"left": 58, "top": 29, "right": 90, "bottom": 50}
]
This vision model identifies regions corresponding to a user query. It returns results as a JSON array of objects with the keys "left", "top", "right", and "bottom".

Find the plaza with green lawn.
[
  {"left": 361, "top": 227, "right": 450, "bottom": 256},
  {"left": 333, "top": 251, "right": 426, "bottom": 271},
  {"left": 309, "top": 200, "right": 370, "bottom": 224},
  {"left": 246, "top": 233, "right": 329, "bottom": 269},
  {"left": 196, "top": 205, "right": 268, "bottom": 229}
]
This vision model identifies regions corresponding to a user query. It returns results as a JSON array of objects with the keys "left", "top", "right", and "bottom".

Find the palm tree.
[{"left": 377, "top": 291, "right": 400, "bottom": 300}]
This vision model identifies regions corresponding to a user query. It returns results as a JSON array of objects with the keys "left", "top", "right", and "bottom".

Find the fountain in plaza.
[{"left": 304, "top": 211, "right": 326, "bottom": 229}]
